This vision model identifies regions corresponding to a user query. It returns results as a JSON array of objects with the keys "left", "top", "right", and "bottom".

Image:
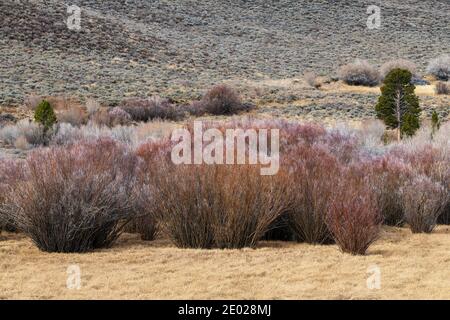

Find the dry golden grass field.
[{"left": 1, "top": 226, "right": 449, "bottom": 300}]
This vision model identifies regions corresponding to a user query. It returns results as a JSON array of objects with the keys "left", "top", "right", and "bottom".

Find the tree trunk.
[{"left": 395, "top": 89, "right": 402, "bottom": 142}]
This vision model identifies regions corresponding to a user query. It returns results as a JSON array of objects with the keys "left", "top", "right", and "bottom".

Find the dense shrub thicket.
[
  {"left": 152, "top": 164, "right": 288, "bottom": 249},
  {"left": 0, "top": 159, "right": 25, "bottom": 232},
  {"left": 1, "top": 119, "right": 449, "bottom": 255}
]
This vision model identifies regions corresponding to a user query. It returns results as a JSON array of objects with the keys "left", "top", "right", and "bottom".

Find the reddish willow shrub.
[
  {"left": 394, "top": 145, "right": 444, "bottom": 176},
  {"left": 278, "top": 121, "right": 326, "bottom": 147},
  {"left": 152, "top": 163, "right": 289, "bottom": 249},
  {"left": 184, "top": 118, "right": 354, "bottom": 159},
  {"left": 135, "top": 138, "right": 173, "bottom": 167},
  {"left": 178, "top": 119, "right": 361, "bottom": 242},
  {"left": 119, "top": 96, "right": 184, "bottom": 122},
  {"left": 0, "top": 139, "right": 140, "bottom": 252},
  {"left": 274, "top": 120, "right": 358, "bottom": 164},
  {"left": 193, "top": 84, "right": 251, "bottom": 116},
  {"left": 401, "top": 175, "right": 448, "bottom": 233},
  {"left": 326, "top": 169, "right": 383, "bottom": 255},
  {"left": 282, "top": 144, "right": 340, "bottom": 244}
]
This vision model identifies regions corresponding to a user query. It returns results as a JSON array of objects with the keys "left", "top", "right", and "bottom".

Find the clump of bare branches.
[
  {"left": 401, "top": 175, "right": 448, "bottom": 233},
  {"left": 283, "top": 144, "right": 340, "bottom": 244},
  {"left": 326, "top": 169, "right": 383, "bottom": 255},
  {"left": 0, "top": 139, "right": 140, "bottom": 252},
  {"left": 153, "top": 164, "right": 288, "bottom": 249}
]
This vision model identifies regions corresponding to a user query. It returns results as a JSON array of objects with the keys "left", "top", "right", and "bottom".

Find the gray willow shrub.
[
  {"left": 401, "top": 175, "right": 448, "bottom": 233},
  {"left": 366, "top": 156, "right": 412, "bottom": 226},
  {"left": 0, "top": 139, "right": 140, "bottom": 252},
  {"left": 380, "top": 59, "right": 417, "bottom": 80}
]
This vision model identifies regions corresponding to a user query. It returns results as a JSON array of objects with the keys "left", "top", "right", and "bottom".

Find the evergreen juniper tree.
[
  {"left": 375, "top": 68, "right": 421, "bottom": 141},
  {"left": 431, "top": 110, "right": 440, "bottom": 139},
  {"left": 34, "top": 100, "right": 57, "bottom": 144},
  {"left": 34, "top": 100, "right": 57, "bottom": 132}
]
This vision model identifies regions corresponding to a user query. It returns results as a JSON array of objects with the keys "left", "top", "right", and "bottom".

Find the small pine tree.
[
  {"left": 375, "top": 69, "right": 421, "bottom": 141},
  {"left": 34, "top": 100, "right": 57, "bottom": 132},
  {"left": 431, "top": 110, "right": 440, "bottom": 139}
]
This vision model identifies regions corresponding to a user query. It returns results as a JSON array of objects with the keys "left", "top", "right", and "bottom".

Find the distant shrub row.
[
  {"left": 336, "top": 55, "right": 450, "bottom": 87},
  {"left": 23, "top": 85, "right": 252, "bottom": 125},
  {"left": 0, "top": 85, "right": 255, "bottom": 150},
  {"left": 1, "top": 120, "right": 448, "bottom": 255}
]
